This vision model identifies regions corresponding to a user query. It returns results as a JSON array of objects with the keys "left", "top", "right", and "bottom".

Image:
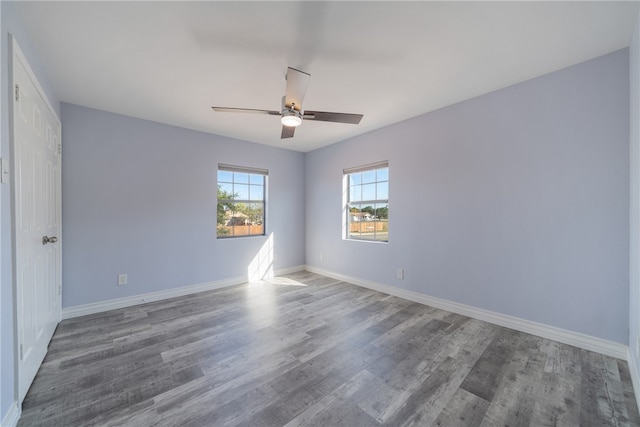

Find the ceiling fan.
[{"left": 212, "top": 67, "right": 364, "bottom": 139}]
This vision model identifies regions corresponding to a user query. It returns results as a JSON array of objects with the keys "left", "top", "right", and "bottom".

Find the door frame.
[{"left": 9, "top": 34, "right": 62, "bottom": 405}]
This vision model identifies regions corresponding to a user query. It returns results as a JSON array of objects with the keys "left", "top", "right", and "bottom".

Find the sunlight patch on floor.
[{"left": 262, "top": 277, "right": 308, "bottom": 287}]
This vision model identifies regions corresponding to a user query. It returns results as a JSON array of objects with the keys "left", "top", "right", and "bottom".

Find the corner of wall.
[{"left": 629, "top": 5, "right": 640, "bottom": 415}]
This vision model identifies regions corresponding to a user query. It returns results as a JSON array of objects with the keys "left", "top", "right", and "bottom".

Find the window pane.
[
  {"left": 230, "top": 205, "right": 248, "bottom": 223},
  {"left": 376, "top": 182, "right": 388, "bottom": 200},
  {"left": 234, "top": 173, "right": 249, "bottom": 184},
  {"left": 350, "top": 185, "right": 362, "bottom": 202},
  {"left": 235, "top": 184, "right": 249, "bottom": 200},
  {"left": 250, "top": 184, "right": 263, "bottom": 200},
  {"left": 375, "top": 204, "right": 389, "bottom": 220},
  {"left": 217, "top": 224, "right": 231, "bottom": 237},
  {"left": 374, "top": 203, "right": 389, "bottom": 242},
  {"left": 362, "top": 170, "right": 376, "bottom": 184},
  {"left": 247, "top": 202, "right": 264, "bottom": 224},
  {"left": 349, "top": 204, "right": 362, "bottom": 219},
  {"left": 218, "top": 170, "right": 233, "bottom": 183},
  {"left": 219, "top": 183, "right": 234, "bottom": 199},
  {"left": 362, "top": 205, "right": 374, "bottom": 218},
  {"left": 377, "top": 168, "right": 388, "bottom": 182},
  {"left": 249, "top": 174, "right": 263, "bottom": 185},
  {"left": 228, "top": 203, "right": 247, "bottom": 236},
  {"left": 350, "top": 174, "right": 361, "bottom": 186},
  {"left": 348, "top": 204, "right": 361, "bottom": 238},
  {"left": 362, "top": 183, "right": 376, "bottom": 201}
]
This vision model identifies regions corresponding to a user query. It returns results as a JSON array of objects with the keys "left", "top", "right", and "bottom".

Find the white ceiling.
[{"left": 13, "top": 1, "right": 640, "bottom": 153}]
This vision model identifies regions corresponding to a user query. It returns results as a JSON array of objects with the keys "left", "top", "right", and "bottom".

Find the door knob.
[{"left": 42, "top": 236, "right": 58, "bottom": 245}]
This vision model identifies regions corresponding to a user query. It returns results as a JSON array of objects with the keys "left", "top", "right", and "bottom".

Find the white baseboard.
[
  {"left": 305, "top": 265, "right": 628, "bottom": 360},
  {"left": 628, "top": 348, "right": 640, "bottom": 415},
  {"left": 62, "top": 265, "right": 306, "bottom": 320},
  {"left": 1, "top": 402, "right": 20, "bottom": 427},
  {"left": 274, "top": 265, "right": 306, "bottom": 275}
]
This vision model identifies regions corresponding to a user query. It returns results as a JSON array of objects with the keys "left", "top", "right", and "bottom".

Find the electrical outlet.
[
  {"left": 397, "top": 268, "right": 404, "bottom": 279},
  {"left": 320, "top": 253, "right": 324, "bottom": 261},
  {"left": 118, "top": 274, "right": 128, "bottom": 286}
]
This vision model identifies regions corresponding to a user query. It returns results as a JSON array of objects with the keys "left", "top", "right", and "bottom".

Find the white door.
[{"left": 12, "top": 38, "right": 62, "bottom": 403}]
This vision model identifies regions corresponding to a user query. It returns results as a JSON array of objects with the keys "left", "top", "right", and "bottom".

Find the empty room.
[{"left": 3, "top": 1, "right": 640, "bottom": 426}]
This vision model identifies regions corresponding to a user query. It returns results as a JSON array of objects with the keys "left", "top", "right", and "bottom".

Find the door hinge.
[
  {"left": 15, "top": 84, "right": 19, "bottom": 102},
  {"left": 58, "top": 285, "right": 61, "bottom": 296},
  {"left": 58, "top": 144, "right": 62, "bottom": 155},
  {"left": 19, "top": 344, "right": 23, "bottom": 360}
]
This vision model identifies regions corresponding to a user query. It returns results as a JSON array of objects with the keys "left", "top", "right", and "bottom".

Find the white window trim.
[
  {"left": 217, "top": 164, "right": 268, "bottom": 239},
  {"left": 343, "top": 161, "right": 389, "bottom": 243}
]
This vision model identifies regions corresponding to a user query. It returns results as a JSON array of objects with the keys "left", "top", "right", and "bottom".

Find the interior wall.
[
  {"left": 0, "top": 2, "right": 60, "bottom": 421},
  {"left": 305, "top": 49, "right": 630, "bottom": 344},
  {"left": 61, "top": 103, "right": 305, "bottom": 308},
  {"left": 629, "top": 9, "right": 640, "bottom": 386}
]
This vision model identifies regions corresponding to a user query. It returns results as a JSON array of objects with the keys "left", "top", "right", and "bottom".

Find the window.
[
  {"left": 344, "top": 161, "right": 389, "bottom": 242},
  {"left": 217, "top": 164, "right": 267, "bottom": 238}
]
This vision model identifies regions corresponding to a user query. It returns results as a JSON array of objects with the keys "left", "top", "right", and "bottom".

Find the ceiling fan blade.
[
  {"left": 284, "top": 67, "right": 311, "bottom": 111},
  {"left": 303, "top": 111, "right": 363, "bottom": 124},
  {"left": 281, "top": 125, "right": 295, "bottom": 139},
  {"left": 212, "top": 107, "right": 280, "bottom": 115}
]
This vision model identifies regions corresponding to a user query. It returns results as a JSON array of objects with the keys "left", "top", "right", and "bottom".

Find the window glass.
[
  {"left": 218, "top": 170, "right": 233, "bottom": 183},
  {"left": 362, "top": 183, "right": 376, "bottom": 201},
  {"left": 376, "top": 182, "right": 389, "bottom": 200},
  {"left": 250, "top": 184, "right": 264, "bottom": 200},
  {"left": 234, "top": 173, "right": 249, "bottom": 184},
  {"left": 344, "top": 163, "right": 388, "bottom": 242},
  {"left": 217, "top": 166, "right": 266, "bottom": 238},
  {"left": 362, "top": 170, "right": 376, "bottom": 184},
  {"left": 350, "top": 185, "right": 362, "bottom": 202},
  {"left": 235, "top": 184, "right": 249, "bottom": 200}
]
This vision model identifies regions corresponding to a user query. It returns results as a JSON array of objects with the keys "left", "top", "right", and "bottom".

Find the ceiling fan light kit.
[
  {"left": 281, "top": 108, "right": 302, "bottom": 127},
  {"left": 212, "top": 67, "right": 364, "bottom": 139}
]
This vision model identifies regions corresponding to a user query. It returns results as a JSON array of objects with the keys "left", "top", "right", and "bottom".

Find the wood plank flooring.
[{"left": 17, "top": 271, "right": 640, "bottom": 426}]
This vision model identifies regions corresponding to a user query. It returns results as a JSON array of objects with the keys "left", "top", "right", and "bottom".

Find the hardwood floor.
[{"left": 17, "top": 271, "right": 640, "bottom": 426}]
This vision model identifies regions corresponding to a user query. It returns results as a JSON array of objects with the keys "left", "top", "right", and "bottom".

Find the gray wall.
[
  {"left": 61, "top": 103, "right": 305, "bottom": 308},
  {"left": 630, "top": 10, "right": 640, "bottom": 383},
  {"left": 305, "top": 49, "right": 630, "bottom": 343},
  {"left": 0, "top": 2, "right": 61, "bottom": 421}
]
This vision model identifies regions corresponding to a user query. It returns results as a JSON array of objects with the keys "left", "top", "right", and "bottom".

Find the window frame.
[
  {"left": 343, "top": 161, "right": 389, "bottom": 243},
  {"left": 217, "top": 164, "right": 268, "bottom": 239}
]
